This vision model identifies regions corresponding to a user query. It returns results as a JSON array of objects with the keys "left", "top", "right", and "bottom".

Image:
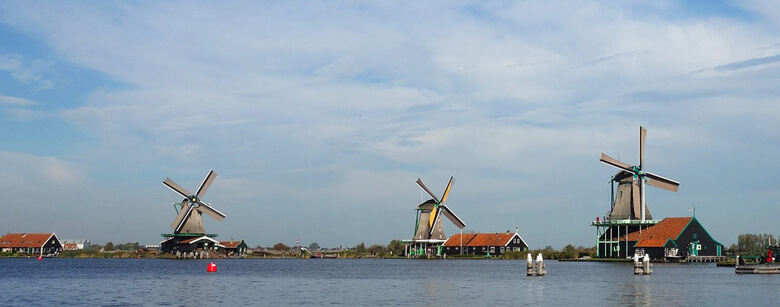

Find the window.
[{"left": 693, "top": 233, "right": 697, "bottom": 239}]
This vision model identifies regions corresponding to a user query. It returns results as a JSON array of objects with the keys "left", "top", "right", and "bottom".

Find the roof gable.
[{"left": 0, "top": 233, "right": 56, "bottom": 248}]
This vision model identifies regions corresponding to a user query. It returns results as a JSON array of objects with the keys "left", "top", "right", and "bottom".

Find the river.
[{"left": 0, "top": 258, "right": 775, "bottom": 306}]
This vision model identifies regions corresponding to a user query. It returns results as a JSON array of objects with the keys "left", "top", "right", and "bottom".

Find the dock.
[
  {"left": 686, "top": 256, "right": 727, "bottom": 263},
  {"left": 735, "top": 264, "right": 780, "bottom": 274}
]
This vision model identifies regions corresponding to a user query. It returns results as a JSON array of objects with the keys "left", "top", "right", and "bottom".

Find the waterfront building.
[
  {"left": 0, "top": 233, "right": 62, "bottom": 256},
  {"left": 623, "top": 216, "right": 723, "bottom": 260},
  {"left": 61, "top": 239, "right": 91, "bottom": 250},
  {"left": 220, "top": 239, "right": 248, "bottom": 255},
  {"left": 442, "top": 230, "right": 528, "bottom": 257}
]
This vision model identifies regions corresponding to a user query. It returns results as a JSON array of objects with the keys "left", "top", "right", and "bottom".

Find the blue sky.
[{"left": 1, "top": 1, "right": 779, "bottom": 249}]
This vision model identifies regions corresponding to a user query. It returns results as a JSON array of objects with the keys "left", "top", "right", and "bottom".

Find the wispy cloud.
[
  {"left": 0, "top": 53, "right": 54, "bottom": 89},
  {"left": 0, "top": 94, "right": 35, "bottom": 106}
]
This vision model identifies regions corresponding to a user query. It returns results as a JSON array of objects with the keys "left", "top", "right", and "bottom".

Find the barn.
[
  {"left": 442, "top": 231, "right": 528, "bottom": 257},
  {"left": 623, "top": 217, "right": 723, "bottom": 260}
]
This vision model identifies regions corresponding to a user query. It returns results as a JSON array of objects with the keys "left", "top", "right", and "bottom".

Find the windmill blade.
[
  {"left": 163, "top": 178, "right": 191, "bottom": 198},
  {"left": 174, "top": 203, "right": 195, "bottom": 233},
  {"left": 439, "top": 176, "right": 454, "bottom": 204},
  {"left": 600, "top": 153, "right": 634, "bottom": 173},
  {"left": 197, "top": 201, "right": 226, "bottom": 221},
  {"left": 639, "top": 126, "right": 647, "bottom": 170},
  {"left": 440, "top": 205, "right": 466, "bottom": 229},
  {"left": 427, "top": 205, "right": 442, "bottom": 236},
  {"left": 170, "top": 200, "right": 190, "bottom": 230},
  {"left": 428, "top": 204, "right": 439, "bottom": 229},
  {"left": 195, "top": 170, "right": 217, "bottom": 198},
  {"left": 416, "top": 178, "right": 440, "bottom": 203},
  {"left": 645, "top": 171, "right": 680, "bottom": 192},
  {"left": 631, "top": 180, "right": 641, "bottom": 220}
]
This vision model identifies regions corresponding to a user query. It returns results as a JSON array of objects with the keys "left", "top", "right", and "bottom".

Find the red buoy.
[
  {"left": 207, "top": 262, "right": 217, "bottom": 273},
  {"left": 37, "top": 255, "right": 42, "bottom": 261}
]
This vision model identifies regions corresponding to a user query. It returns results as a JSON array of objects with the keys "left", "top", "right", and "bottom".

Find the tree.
[
  {"left": 387, "top": 240, "right": 404, "bottom": 255},
  {"left": 354, "top": 243, "right": 367, "bottom": 254},
  {"left": 368, "top": 244, "right": 386, "bottom": 255},
  {"left": 273, "top": 242, "right": 290, "bottom": 251},
  {"left": 308, "top": 242, "right": 321, "bottom": 250},
  {"left": 104, "top": 242, "right": 114, "bottom": 251},
  {"left": 738, "top": 233, "right": 774, "bottom": 255},
  {"left": 561, "top": 244, "right": 577, "bottom": 259}
]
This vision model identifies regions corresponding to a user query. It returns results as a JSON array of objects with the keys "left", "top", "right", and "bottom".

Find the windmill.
[
  {"left": 600, "top": 126, "right": 680, "bottom": 221},
  {"left": 412, "top": 176, "right": 466, "bottom": 240},
  {"left": 162, "top": 170, "right": 226, "bottom": 234}
]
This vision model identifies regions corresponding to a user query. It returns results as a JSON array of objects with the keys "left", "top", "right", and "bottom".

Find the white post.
[{"left": 536, "top": 253, "right": 546, "bottom": 276}]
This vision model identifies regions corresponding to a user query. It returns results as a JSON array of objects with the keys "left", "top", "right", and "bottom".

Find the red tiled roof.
[
  {"left": 443, "top": 233, "right": 477, "bottom": 247},
  {"left": 63, "top": 243, "right": 78, "bottom": 250},
  {"left": 220, "top": 240, "right": 243, "bottom": 248},
  {"left": 443, "top": 233, "right": 518, "bottom": 247},
  {"left": 622, "top": 217, "right": 692, "bottom": 248},
  {"left": 0, "top": 233, "right": 56, "bottom": 248}
]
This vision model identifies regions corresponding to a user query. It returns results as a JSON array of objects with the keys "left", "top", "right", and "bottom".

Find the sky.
[{"left": 1, "top": 1, "right": 779, "bottom": 249}]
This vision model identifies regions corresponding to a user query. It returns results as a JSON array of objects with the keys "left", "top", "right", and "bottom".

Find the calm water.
[{"left": 0, "top": 258, "right": 776, "bottom": 306}]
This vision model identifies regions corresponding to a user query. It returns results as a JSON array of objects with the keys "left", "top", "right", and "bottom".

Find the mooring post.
[
  {"left": 643, "top": 254, "right": 652, "bottom": 275},
  {"left": 527, "top": 253, "right": 534, "bottom": 276},
  {"left": 633, "top": 254, "right": 642, "bottom": 275},
  {"left": 536, "top": 253, "right": 546, "bottom": 276}
]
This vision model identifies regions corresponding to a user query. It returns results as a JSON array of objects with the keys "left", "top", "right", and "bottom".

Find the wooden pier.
[
  {"left": 686, "top": 256, "right": 727, "bottom": 263},
  {"left": 735, "top": 264, "right": 780, "bottom": 274}
]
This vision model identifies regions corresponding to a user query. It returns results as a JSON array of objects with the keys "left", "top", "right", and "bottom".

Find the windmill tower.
[
  {"left": 406, "top": 176, "right": 466, "bottom": 257},
  {"left": 593, "top": 127, "right": 680, "bottom": 258},
  {"left": 159, "top": 170, "right": 227, "bottom": 257}
]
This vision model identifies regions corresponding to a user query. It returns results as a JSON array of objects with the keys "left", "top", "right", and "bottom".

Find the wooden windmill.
[
  {"left": 600, "top": 126, "right": 680, "bottom": 221},
  {"left": 412, "top": 176, "right": 466, "bottom": 240},
  {"left": 163, "top": 170, "right": 226, "bottom": 234}
]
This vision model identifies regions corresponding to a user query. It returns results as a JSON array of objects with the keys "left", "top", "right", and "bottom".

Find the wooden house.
[
  {"left": 0, "top": 233, "right": 62, "bottom": 256},
  {"left": 442, "top": 231, "right": 528, "bottom": 257},
  {"left": 220, "top": 239, "right": 248, "bottom": 255},
  {"left": 617, "top": 217, "right": 723, "bottom": 260},
  {"left": 160, "top": 235, "right": 223, "bottom": 258}
]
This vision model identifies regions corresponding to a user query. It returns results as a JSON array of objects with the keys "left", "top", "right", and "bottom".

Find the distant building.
[
  {"left": 220, "top": 239, "right": 248, "bottom": 255},
  {"left": 61, "top": 239, "right": 91, "bottom": 250},
  {"left": 599, "top": 216, "right": 723, "bottom": 259},
  {"left": 442, "top": 231, "right": 528, "bottom": 257},
  {"left": 0, "top": 233, "right": 62, "bottom": 256}
]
